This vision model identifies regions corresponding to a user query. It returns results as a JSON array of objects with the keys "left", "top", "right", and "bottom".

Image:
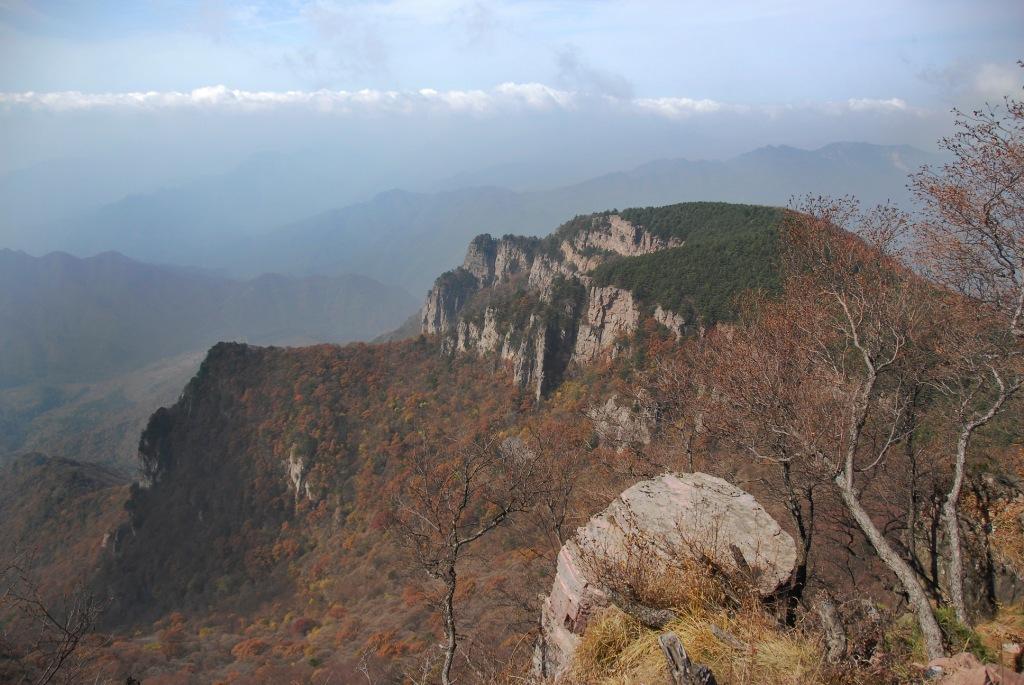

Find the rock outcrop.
[
  {"left": 927, "top": 652, "right": 1024, "bottom": 685},
  {"left": 285, "top": 443, "right": 317, "bottom": 505},
  {"left": 420, "top": 268, "right": 480, "bottom": 335},
  {"left": 573, "top": 286, "right": 641, "bottom": 362},
  {"left": 587, "top": 393, "right": 655, "bottom": 448},
  {"left": 533, "top": 472, "right": 797, "bottom": 680},
  {"left": 419, "top": 213, "right": 688, "bottom": 398}
]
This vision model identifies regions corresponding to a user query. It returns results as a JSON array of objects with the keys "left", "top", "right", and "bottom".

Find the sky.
[{"left": 0, "top": 1, "right": 1021, "bottom": 203}]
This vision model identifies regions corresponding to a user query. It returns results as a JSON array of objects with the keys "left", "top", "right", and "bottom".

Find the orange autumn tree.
[{"left": 700, "top": 197, "right": 947, "bottom": 659}]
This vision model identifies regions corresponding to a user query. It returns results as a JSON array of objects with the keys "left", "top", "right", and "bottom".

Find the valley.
[{"left": 1, "top": 12, "right": 1022, "bottom": 679}]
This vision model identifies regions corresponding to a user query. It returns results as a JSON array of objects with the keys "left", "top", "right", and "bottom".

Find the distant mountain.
[
  {"left": 429, "top": 159, "right": 606, "bottom": 193},
  {"left": 0, "top": 249, "right": 416, "bottom": 389},
  {"left": 19, "top": 142, "right": 939, "bottom": 295},
  {"left": 0, "top": 351, "right": 204, "bottom": 469},
  {"left": 230, "top": 142, "right": 939, "bottom": 293},
  {"left": 0, "top": 249, "right": 416, "bottom": 468},
  {"left": 34, "top": 151, "right": 384, "bottom": 264},
  {"left": 0, "top": 156, "right": 190, "bottom": 251}
]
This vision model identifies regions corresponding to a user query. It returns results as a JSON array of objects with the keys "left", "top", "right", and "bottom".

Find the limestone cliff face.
[
  {"left": 420, "top": 213, "right": 687, "bottom": 398},
  {"left": 420, "top": 268, "right": 479, "bottom": 335},
  {"left": 573, "top": 286, "right": 640, "bottom": 363},
  {"left": 562, "top": 214, "right": 679, "bottom": 273}
]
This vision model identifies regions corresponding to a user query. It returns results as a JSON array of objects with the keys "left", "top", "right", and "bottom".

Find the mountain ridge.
[{"left": 15, "top": 142, "right": 939, "bottom": 295}]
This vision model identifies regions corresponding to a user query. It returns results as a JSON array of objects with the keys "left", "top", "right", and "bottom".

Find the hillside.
[
  {"left": 0, "top": 453, "right": 129, "bottom": 601},
  {"left": 0, "top": 350, "right": 204, "bottom": 469},
  {"left": 3, "top": 199, "right": 1022, "bottom": 684}
]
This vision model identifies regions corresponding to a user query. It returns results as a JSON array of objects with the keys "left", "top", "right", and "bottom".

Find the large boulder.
[{"left": 533, "top": 472, "right": 797, "bottom": 680}]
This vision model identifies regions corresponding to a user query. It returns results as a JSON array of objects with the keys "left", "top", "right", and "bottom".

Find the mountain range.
[{"left": 9, "top": 142, "right": 939, "bottom": 295}]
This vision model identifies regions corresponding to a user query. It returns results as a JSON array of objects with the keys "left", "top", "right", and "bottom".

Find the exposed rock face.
[
  {"left": 534, "top": 473, "right": 797, "bottom": 680},
  {"left": 420, "top": 268, "right": 480, "bottom": 335},
  {"left": 587, "top": 393, "right": 654, "bottom": 448},
  {"left": 655, "top": 304, "right": 688, "bottom": 338},
  {"left": 573, "top": 286, "right": 641, "bottom": 362},
  {"left": 462, "top": 234, "right": 498, "bottom": 284},
  {"left": 285, "top": 444, "right": 316, "bottom": 505},
  {"left": 494, "top": 240, "right": 533, "bottom": 283},
  {"left": 420, "top": 216, "right": 688, "bottom": 398},
  {"left": 562, "top": 214, "right": 679, "bottom": 273}
]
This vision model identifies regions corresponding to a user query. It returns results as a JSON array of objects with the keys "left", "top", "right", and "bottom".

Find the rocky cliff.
[{"left": 420, "top": 203, "right": 784, "bottom": 399}]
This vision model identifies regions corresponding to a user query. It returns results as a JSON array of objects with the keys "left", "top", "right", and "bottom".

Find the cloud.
[
  {"left": 633, "top": 97, "right": 742, "bottom": 118},
  {"left": 280, "top": 1, "right": 392, "bottom": 86},
  {"left": 555, "top": 45, "right": 634, "bottom": 100},
  {"left": 918, "top": 60, "right": 1023, "bottom": 104},
  {"left": 0, "top": 83, "right": 926, "bottom": 121},
  {"left": 844, "top": 97, "right": 908, "bottom": 113},
  {"left": 973, "top": 63, "right": 1023, "bottom": 100},
  {"left": 0, "top": 83, "right": 579, "bottom": 114}
]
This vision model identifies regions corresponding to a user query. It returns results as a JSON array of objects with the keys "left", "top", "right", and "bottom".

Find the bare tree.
[
  {"left": 692, "top": 301, "right": 819, "bottom": 620},
  {"left": 0, "top": 549, "right": 104, "bottom": 685},
  {"left": 391, "top": 438, "right": 542, "bottom": 685},
  {"left": 699, "top": 198, "right": 947, "bottom": 658},
  {"left": 924, "top": 300, "right": 1022, "bottom": 623},
  {"left": 912, "top": 75, "right": 1024, "bottom": 623},
  {"left": 912, "top": 71, "right": 1024, "bottom": 337}
]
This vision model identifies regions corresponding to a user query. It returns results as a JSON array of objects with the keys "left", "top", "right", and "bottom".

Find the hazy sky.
[{"left": 0, "top": 1, "right": 1021, "bottom": 185}]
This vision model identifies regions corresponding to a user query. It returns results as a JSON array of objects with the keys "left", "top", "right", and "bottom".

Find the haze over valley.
[{"left": 2, "top": 2, "right": 1024, "bottom": 683}]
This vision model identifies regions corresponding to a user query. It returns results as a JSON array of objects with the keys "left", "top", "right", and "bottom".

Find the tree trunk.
[
  {"left": 782, "top": 462, "right": 813, "bottom": 625},
  {"left": 659, "top": 632, "right": 717, "bottom": 685},
  {"left": 942, "top": 428, "right": 971, "bottom": 625},
  {"left": 440, "top": 569, "right": 457, "bottom": 685},
  {"left": 835, "top": 475, "right": 946, "bottom": 660}
]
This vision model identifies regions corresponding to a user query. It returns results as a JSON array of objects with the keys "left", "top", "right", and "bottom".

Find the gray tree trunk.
[
  {"left": 835, "top": 475, "right": 946, "bottom": 660},
  {"left": 942, "top": 428, "right": 972, "bottom": 625},
  {"left": 440, "top": 570, "right": 457, "bottom": 685},
  {"left": 659, "top": 632, "right": 717, "bottom": 685}
]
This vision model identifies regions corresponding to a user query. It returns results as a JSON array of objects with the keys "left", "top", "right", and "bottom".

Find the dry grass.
[
  {"left": 989, "top": 492, "right": 1024, "bottom": 574},
  {"left": 563, "top": 554, "right": 828, "bottom": 685},
  {"left": 975, "top": 603, "right": 1024, "bottom": 656},
  {"left": 565, "top": 604, "right": 826, "bottom": 685}
]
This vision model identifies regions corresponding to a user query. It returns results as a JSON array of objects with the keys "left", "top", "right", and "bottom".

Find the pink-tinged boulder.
[
  {"left": 533, "top": 472, "right": 797, "bottom": 680},
  {"left": 929, "top": 652, "right": 1024, "bottom": 685}
]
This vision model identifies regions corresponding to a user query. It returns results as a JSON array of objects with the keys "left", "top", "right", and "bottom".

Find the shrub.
[{"left": 230, "top": 637, "right": 270, "bottom": 659}]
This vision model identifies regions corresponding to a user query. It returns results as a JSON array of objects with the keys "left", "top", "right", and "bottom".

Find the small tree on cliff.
[
  {"left": 911, "top": 75, "right": 1024, "bottom": 624},
  {"left": 391, "top": 438, "right": 542, "bottom": 685}
]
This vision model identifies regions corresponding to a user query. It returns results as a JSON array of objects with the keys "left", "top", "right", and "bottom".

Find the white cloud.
[
  {"left": 845, "top": 97, "right": 908, "bottom": 112},
  {"left": 0, "top": 83, "right": 581, "bottom": 114},
  {"left": 0, "top": 83, "right": 926, "bottom": 121},
  {"left": 632, "top": 96, "right": 742, "bottom": 118},
  {"left": 973, "top": 63, "right": 1023, "bottom": 100}
]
